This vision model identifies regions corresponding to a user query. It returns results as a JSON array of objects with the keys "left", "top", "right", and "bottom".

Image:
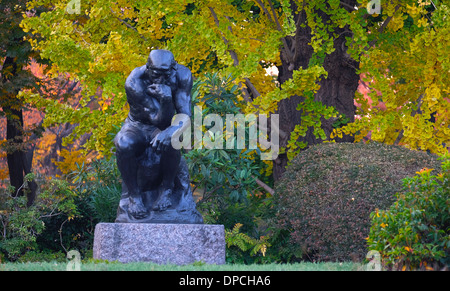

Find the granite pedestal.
[{"left": 93, "top": 223, "right": 225, "bottom": 265}]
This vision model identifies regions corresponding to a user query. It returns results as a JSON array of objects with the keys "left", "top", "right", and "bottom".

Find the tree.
[
  {"left": 0, "top": 1, "right": 85, "bottom": 206},
  {"left": 21, "top": 0, "right": 450, "bottom": 185},
  {"left": 0, "top": 0, "right": 40, "bottom": 205},
  {"left": 270, "top": 0, "right": 360, "bottom": 179},
  {"left": 333, "top": 1, "right": 450, "bottom": 156},
  {"left": 23, "top": 60, "right": 87, "bottom": 177}
]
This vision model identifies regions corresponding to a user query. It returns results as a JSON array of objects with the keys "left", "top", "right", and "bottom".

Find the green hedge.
[{"left": 274, "top": 142, "right": 441, "bottom": 262}]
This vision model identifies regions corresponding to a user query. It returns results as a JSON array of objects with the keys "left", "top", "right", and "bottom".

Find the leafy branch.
[{"left": 225, "top": 223, "right": 270, "bottom": 257}]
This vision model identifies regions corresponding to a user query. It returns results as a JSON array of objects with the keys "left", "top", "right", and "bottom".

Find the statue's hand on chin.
[{"left": 146, "top": 84, "right": 172, "bottom": 103}]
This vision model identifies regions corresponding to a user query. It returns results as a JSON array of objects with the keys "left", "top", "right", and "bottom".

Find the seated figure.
[{"left": 114, "top": 49, "right": 202, "bottom": 224}]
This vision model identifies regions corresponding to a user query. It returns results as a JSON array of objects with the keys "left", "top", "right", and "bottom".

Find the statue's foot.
[
  {"left": 128, "top": 196, "right": 148, "bottom": 219},
  {"left": 153, "top": 189, "right": 172, "bottom": 211}
]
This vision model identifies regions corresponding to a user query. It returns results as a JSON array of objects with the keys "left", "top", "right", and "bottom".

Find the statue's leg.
[
  {"left": 114, "top": 127, "right": 148, "bottom": 219},
  {"left": 153, "top": 146, "right": 180, "bottom": 211}
]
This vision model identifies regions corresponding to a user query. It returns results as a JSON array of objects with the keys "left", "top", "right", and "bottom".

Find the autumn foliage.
[
  {"left": 0, "top": 0, "right": 449, "bottom": 265},
  {"left": 333, "top": 3, "right": 450, "bottom": 155},
  {"left": 14, "top": 0, "right": 448, "bottom": 169},
  {"left": 0, "top": 60, "right": 91, "bottom": 185}
]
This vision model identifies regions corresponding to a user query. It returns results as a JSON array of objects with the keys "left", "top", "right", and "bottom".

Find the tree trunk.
[
  {"left": 6, "top": 108, "right": 25, "bottom": 198},
  {"left": 1, "top": 56, "right": 37, "bottom": 206},
  {"left": 273, "top": 1, "right": 360, "bottom": 181}
]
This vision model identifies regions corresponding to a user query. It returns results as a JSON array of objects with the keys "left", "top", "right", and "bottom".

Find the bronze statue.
[{"left": 114, "top": 49, "right": 202, "bottom": 224}]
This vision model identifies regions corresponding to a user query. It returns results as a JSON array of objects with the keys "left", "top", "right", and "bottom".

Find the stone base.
[{"left": 93, "top": 223, "right": 225, "bottom": 265}]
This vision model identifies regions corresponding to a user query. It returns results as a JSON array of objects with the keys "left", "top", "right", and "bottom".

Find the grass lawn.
[{"left": 0, "top": 261, "right": 364, "bottom": 271}]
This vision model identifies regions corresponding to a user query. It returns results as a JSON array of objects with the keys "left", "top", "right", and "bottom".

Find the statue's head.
[{"left": 146, "top": 49, "right": 176, "bottom": 84}]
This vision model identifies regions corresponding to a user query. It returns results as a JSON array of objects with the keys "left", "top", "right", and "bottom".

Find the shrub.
[
  {"left": 186, "top": 73, "right": 271, "bottom": 210},
  {"left": 274, "top": 142, "right": 441, "bottom": 262},
  {"left": 225, "top": 223, "right": 270, "bottom": 264},
  {"left": 37, "top": 157, "right": 121, "bottom": 256},
  {"left": 180, "top": 73, "right": 279, "bottom": 263},
  {"left": 0, "top": 175, "right": 77, "bottom": 261},
  {"left": 367, "top": 156, "right": 449, "bottom": 270},
  {"left": 69, "top": 157, "right": 122, "bottom": 223}
]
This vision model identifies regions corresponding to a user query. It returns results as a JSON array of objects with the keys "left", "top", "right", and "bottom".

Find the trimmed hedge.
[{"left": 274, "top": 142, "right": 441, "bottom": 262}]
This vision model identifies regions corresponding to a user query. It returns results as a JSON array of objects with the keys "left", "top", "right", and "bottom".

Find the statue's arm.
[
  {"left": 124, "top": 65, "right": 147, "bottom": 105},
  {"left": 173, "top": 64, "right": 193, "bottom": 122},
  {"left": 174, "top": 65, "right": 193, "bottom": 116},
  {"left": 149, "top": 65, "right": 193, "bottom": 151},
  {"left": 126, "top": 65, "right": 167, "bottom": 124}
]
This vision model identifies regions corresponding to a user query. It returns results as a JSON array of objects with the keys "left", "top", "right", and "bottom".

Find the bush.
[
  {"left": 69, "top": 157, "right": 122, "bottom": 223},
  {"left": 37, "top": 157, "right": 121, "bottom": 257},
  {"left": 274, "top": 142, "right": 441, "bottom": 262},
  {"left": 0, "top": 175, "right": 77, "bottom": 261},
  {"left": 186, "top": 73, "right": 272, "bottom": 209},
  {"left": 225, "top": 223, "right": 270, "bottom": 264},
  {"left": 367, "top": 156, "right": 449, "bottom": 270},
  {"left": 185, "top": 73, "right": 275, "bottom": 263}
]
